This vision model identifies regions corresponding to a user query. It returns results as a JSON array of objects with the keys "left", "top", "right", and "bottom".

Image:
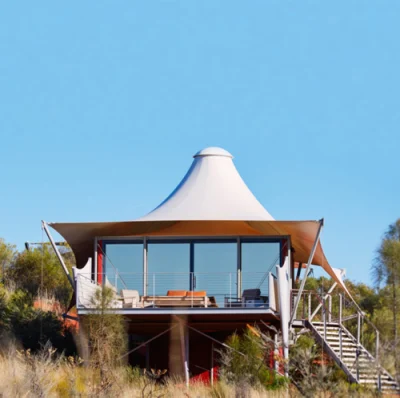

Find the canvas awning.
[{"left": 49, "top": 219, "right": 345, "bottom": 288}]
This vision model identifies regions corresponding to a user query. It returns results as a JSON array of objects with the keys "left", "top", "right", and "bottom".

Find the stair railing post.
[
  {"left": 357, "top": 312, "right": 361, "bottom": 382},
  {"left": 339, "top": 294, "right": 343, "bottom": 359},
  {"left": 328, "top": 294, "right": 332, "bottom": 323},
  {"left": 376, "top": 330, "right": 381, "bottom": 392},
  {"left": 323, "top": 298, "right": 327, "bottom": 344},
  {"left": 308, "top": 292, "right": 311, "bottom": 320}
]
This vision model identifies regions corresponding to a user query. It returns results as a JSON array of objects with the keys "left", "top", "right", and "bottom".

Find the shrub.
[{"left": 218, "top": 326, "right": 288, "bottom": 393}]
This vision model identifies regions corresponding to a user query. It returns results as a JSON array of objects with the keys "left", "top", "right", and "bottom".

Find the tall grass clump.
[
  {"left": 218, "top": 326, "right": 289, "bottom": 396},
  {"left": 79, "top": 286, "right": 128, "bottom": 394}
]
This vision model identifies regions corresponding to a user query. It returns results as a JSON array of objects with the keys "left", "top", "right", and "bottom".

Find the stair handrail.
[
  {"left": 322, "top": 291, "right": 394, "bottom": 388},
  {"left": 294, "top": 288, "right": 398, "bottom": 391}
]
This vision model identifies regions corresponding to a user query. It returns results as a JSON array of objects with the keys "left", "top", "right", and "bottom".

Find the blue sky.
[{"left": 0, "top": 2, "right": 399, "bottom": 285}]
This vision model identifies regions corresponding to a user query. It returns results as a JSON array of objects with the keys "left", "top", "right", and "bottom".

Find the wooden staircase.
[
  {"left": 292, "top": 288, "right": 400, "bottom": 394},
  {"left": 306, "top": 320, "right": 400, "bottom": 394}
]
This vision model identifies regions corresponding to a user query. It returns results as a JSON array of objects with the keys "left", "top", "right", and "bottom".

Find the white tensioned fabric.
[{"left": 136, "top": 147, "right": 274, "bottom": 222}]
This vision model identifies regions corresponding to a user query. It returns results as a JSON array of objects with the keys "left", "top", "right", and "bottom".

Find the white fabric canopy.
[{"left": 137, "top": 147, "right": 274, "bottom": 222}]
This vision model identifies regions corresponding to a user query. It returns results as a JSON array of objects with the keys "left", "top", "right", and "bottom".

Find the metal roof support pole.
[
  {"left": 289, "top": 218, "right": 324, "bottom": 327},
  {"left": 42, "top": 221, "right": 74, "bottom": 289},
  {"left": 143, "top": 237, "right": 148, "bottom": 296},
  {"left": 237, "top": 238, "right": 242, "bottom": 299}
]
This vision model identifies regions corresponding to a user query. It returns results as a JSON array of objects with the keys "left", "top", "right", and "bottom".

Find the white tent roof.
[{"left": 137, "top": 147, "right": 274, "bottom": 222}]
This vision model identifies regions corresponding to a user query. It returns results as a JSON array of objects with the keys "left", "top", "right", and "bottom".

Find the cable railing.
[
  {"left": 291, "top": 289, "right": 380, "bottom": 358},
  {"left": 76, "top": 272, "right": 272, "bottom": 310},
  {"left": 290, "top": 288, "right": 392, "bottom": 387}
]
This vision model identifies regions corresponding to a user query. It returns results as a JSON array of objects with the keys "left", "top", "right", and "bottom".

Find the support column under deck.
[
  {"left": 277, "top": 256, "right": 290, "bottom": 377},
  {"left": 179, "top": 321, "right": 189, "bottom": 386}
]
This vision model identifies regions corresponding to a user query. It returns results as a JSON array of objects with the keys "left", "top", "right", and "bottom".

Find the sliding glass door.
[
  {"left": 147, "top": 242, "right": 190, "bottom": 295},
  {"left": 103, "top": 242, "right": 143, "bottom": 293},
  {"left": 193, "top": 241, "right": 237, "bottom": 306},
  {"left": 241, "top": 241, "right": 280, "bottom": 298}
]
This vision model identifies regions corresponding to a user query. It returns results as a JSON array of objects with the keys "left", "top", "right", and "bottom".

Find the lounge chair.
[
  {"left": 224, "top": 288, "right": 268, "bottom": 308},
  {"left": 121, "top": 289, "right": 141, "bottom": 308}
]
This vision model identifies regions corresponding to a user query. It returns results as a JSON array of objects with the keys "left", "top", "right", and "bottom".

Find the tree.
[
  {"left": 80, "top": 287, "right": 127, "bottom": 393},
  {"left": 7, "top": 245, "right": 73, "bottom": 307},
  {"left": 372, "top": 219, "right": 400, "bottom": 376},
  {"left": 0, "top": 238, "right": 16, "bottom": 283}
]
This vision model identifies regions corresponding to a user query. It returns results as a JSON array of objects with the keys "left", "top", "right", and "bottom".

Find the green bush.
[
  {"left": 218, "top": 327, "right": 288, "bottom": 392},
  {"left": 7, "top": 246, "right": 73, "bottom": 307},
  {"left": 0, "top": 286, "right": 77, "bottom": 356}
]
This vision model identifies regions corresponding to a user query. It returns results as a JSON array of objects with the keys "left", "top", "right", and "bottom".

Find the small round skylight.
[{"left": 193, "top": 147, "right": 233, "bottom": 158}]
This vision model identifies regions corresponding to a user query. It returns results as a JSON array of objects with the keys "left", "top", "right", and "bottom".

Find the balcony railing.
[{"left": 75, "top": 272, "right": 275, "bottom": 311}]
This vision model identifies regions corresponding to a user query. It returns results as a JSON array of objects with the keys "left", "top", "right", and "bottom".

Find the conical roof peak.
[
  {"left": 136, "top": 147, "right": 273, "bottom": 222},
  {"left": 194, "top": 147, "right": 233, "bottom": 158}
]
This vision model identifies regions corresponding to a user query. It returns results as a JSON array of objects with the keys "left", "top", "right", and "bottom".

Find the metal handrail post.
[
  {"left": 191, "top": 273, "right": 194, "bottom": 308},
  {"left": 339, "top": 294, "right": 342, "bottom": 359},
  {"left": 323, "top": 298, "right": 327, "bottom": 343},
  {"left": 153, "top": 274, "right": 155, "bottom": 308},
  {"left": 376, "top": 331, "right": 381, "bottom": 392},
  {"left": 308, "top": 292, "right": 311, "bottom": 319},
  {"left": 229, "top": 273, "right": 232, "bottom": 306},
  {"left": 328, "top": 294, "right": 332, "bottom": 323},
  {"left": 357, "top": 312, "right": 361, "bottom": 381},
  {"left": 143, "top": 237, "right": 148, "bottom": 296}
]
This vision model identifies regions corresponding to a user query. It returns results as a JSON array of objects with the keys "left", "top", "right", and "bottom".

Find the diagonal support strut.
[{"left": 289, "top": 218, "right": 324, "bottom": 327}]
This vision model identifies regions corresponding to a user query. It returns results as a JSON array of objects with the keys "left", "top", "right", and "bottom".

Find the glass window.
[
  {"left": 147, "top": 243, "right": 190, "bottom": 295},
  {"left": 241, "top": 242, "right": 280, "bottom": 297},
  {"left": 194, "top": 242, "right": 237, "bottom": 306},
  {"left": 104, "top": 242, "right": 143, "bottom": 293}
]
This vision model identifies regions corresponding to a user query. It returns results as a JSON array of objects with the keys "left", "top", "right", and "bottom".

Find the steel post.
[
  {"left": 42, "top": 221, "right": 74, "bottom": 289},
  {"left": 290, "top": 219, "right": 324, "bottom": 326},
  {"left": 357, "top": 312, "right": 361, "bottom": 381}
]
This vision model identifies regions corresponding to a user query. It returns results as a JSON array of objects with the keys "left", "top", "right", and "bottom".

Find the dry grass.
[
  {"left": 0, "top": 346, "right": 294, "bottom": 398},
  {"left": 0, "top": 347, "right": 383, "bottom": 398}
]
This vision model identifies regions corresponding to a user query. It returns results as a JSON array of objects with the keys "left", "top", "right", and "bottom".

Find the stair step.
[
  {"left": 323, "top": 335, "right": 354, "bottom": 339},
  {"left": 338, "top": 353, "right": 373, "bottom": 360},
  {"left": 322, "top": 336, "right": 354, "bottom": 341},
  {"left": 314, "top": 326, "right": 342, "bottom": 331},
  {"left": 307, "top": 322, "right": 400, "bottom": 392},
  {"left": 342, "top": 359, "right": 375, "bottom": 365},
  {"left": 326, "top": 339, "right": 357, "bottom": 351},
  {"left": 359, "top": 378, "right": 398, "bottom": 384},
  {"left": 318, "top": 332, "right": 353, "bottom": 337},
  {"left": 325, "top": 339, "right": 355, "bottom": 344}
]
